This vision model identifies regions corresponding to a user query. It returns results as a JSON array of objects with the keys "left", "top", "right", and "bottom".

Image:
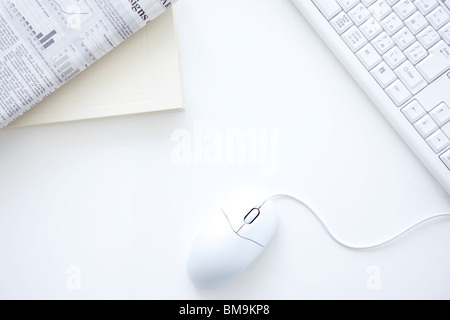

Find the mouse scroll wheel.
[{"left": 244, "top": 208, "right": 260, "bottom": 224}]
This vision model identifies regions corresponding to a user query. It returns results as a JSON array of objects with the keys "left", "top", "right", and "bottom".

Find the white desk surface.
[{"left": 0, "top": 0, "right": 449, "bottom": 300}]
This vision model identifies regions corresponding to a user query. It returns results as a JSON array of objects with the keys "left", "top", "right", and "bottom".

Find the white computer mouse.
[{"left": 186, "top": 196, "right": 278, "bottom": 288}]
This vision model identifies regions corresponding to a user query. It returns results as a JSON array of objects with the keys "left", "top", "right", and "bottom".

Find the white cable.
[{"left": 259, "top": 194, "right": 450, "bottom": 250}]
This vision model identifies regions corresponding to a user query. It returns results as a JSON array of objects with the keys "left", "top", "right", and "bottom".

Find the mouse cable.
[{"left": 259, "top": 194, "right": 450, "bottom": 250}]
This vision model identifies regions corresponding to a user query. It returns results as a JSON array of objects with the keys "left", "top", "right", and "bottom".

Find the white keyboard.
[{"left": 292, "top": 0, "right": 450, "bottom": 194}]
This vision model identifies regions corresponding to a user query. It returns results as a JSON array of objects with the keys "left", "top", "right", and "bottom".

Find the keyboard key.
[
  {"left": 440, "top": 148, "right": 450, "bottom": 169},
  {"left": 335, "top": 0, "right": 359, "bottom": 12},
  {"left": 369, "top": 0, "right": 394, "bottom": 21},
  {"left": 430, "top": 103, "right": 450, "bottom": 126},
  {"left": 427, "top": 6, "right": 450, "bottom": 29},
  {"left": 392, "top": 27, "right": 416, "bottom": 50},
  {"left": 417, "top": 26, "right": 441, "bottom": 48},
  {"left": 426, "top": 130, "right": 450, "bottom": 153},
  {"left": 342, "top": 26, "right": 368, "bottom": 52},
  {"left": 383, "top": 46, "right": 406, "bottom": 68},
  {"left": 360, "top": 17, "right": 383, "bottom": 40},
  {"left": 442, "top": 121, "right": 450, "bottom": 138},
  {"left": 415, "top": 0, "right": 438, "bottom": 15},
  {"left": 372, "top": 31, "right": 395, "bottom": 53},
  {"left": 404, "top": 41, "right": 428, "bottom": 64},
  {"left": 308, "top": 0, "right": 450, "bottom": 181},
  {"left": 362, "top": 0, "right": 378, "bottom": 5},
  {"left": 393, "top": 0, "right": 417, "bottom": 19},
  {"left": 395, "top": 61, "right": 427, "bottom": 94},
  {"left": 357, "top": 43, "right": 383, "bottom": 69},
  {"left": 402, "top": 100, "right": 426, "bottom": 122},
  {"left": 416, "top": 41, "right": 450, "bottom": 82},
  {"left": 385, "top": 0, "right": 400, "bottom": 5},
  {"left": 312, "top": 0, "right": 342, "bottom": 20},
  {"left": 415, "top": 114, "right": 438, "bottom": 137},
  {"left": 330, "top": 12, "right": 354, "bottom": 34},
  {"left": 439, "top": 22, "right": 450, "bottom": 45},
  {"left": 381, "top": 12, "right": 404, "bottom": 35},
  {"left": 348, "top": 3, "right": 371, "bottom": 26},
  {"left": 404, "top": 11, "right": 428, "bottom": 34},
  {"left": 371, "top": 61, "right": 397, "bottom": 87},
  {"left": 385, "top": 79, "right": 412, "bottom": 105}
]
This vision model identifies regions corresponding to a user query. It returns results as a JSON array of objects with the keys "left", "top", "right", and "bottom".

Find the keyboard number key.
[{"left": 385, "top": 79, "right": 412, "bottom": 105}]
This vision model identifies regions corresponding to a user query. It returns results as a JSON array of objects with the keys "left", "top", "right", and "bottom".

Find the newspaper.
[{"left": 0, "top": 0, "right": 176, "bottom": 129}]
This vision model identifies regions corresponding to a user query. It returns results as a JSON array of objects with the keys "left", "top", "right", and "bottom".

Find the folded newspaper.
[{"left": 0, "top": 0, "right": 177, "bottom": 129}]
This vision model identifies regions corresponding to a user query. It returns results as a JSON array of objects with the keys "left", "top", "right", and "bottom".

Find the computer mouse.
[{"left": 186, "top": 195, "right": 278, "bottom": 288}]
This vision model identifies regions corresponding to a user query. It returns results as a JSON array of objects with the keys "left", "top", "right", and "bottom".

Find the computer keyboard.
[{"left": 292, "top": 0, "right": 450, "bottom": 194}]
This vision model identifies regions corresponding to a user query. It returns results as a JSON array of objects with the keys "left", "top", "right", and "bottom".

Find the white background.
[{"left": 0, "top": 0, "right": 449, "bottom": 299}]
